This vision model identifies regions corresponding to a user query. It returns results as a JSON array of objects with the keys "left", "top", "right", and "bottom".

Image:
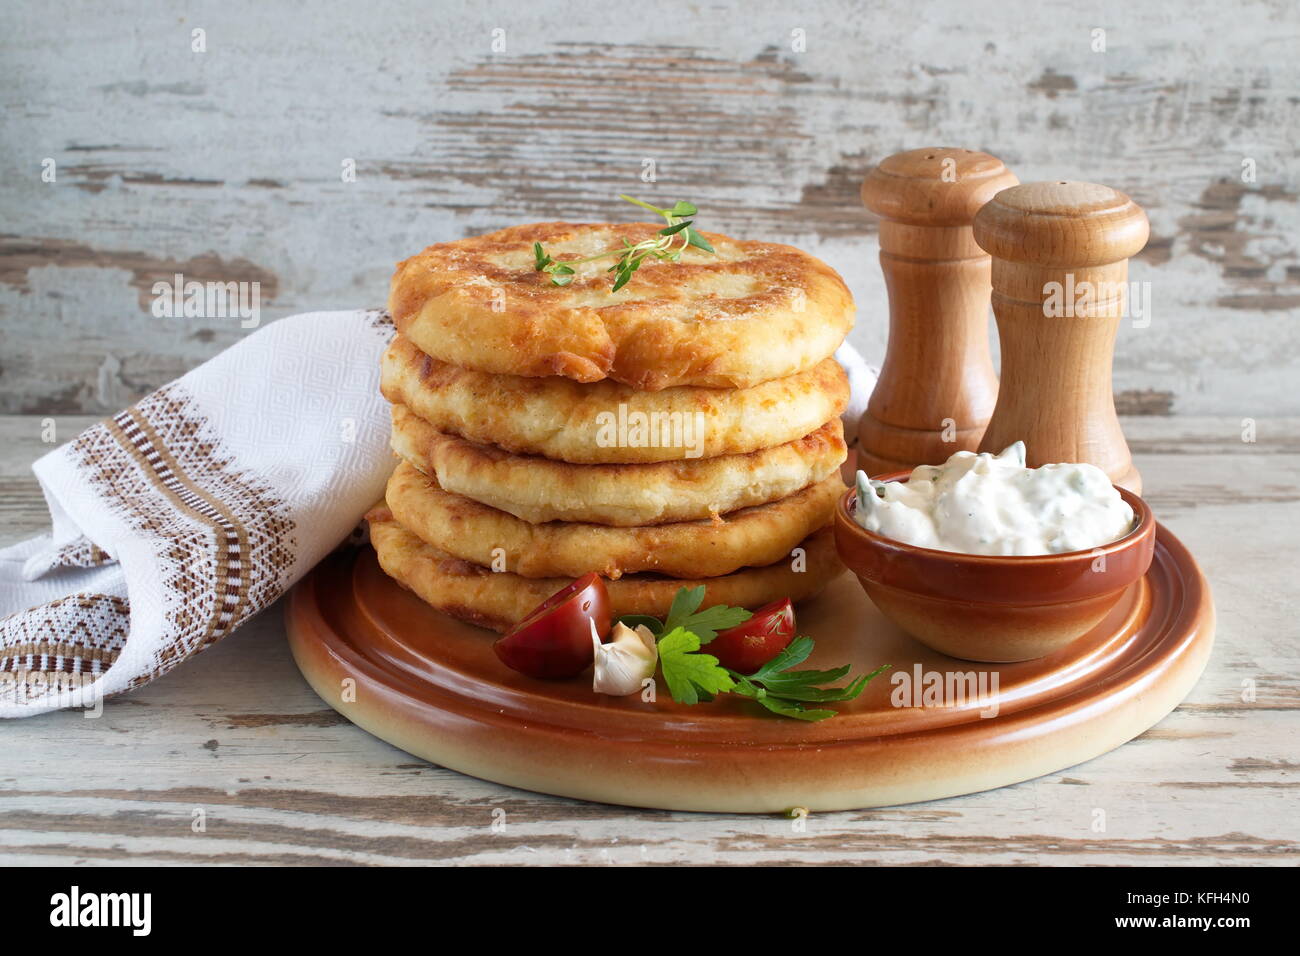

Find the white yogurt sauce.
[{"left": 853, "top": 442, "right": 1135, "bottom": 556}]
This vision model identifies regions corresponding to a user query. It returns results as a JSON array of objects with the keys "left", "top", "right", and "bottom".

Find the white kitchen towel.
[
  {"left": 834, "top": 342, "right": 876, "bottom": 447},
  {"left": 0, "top": 309, "right": 396, "bottom": 718},
  {"left": 0, "top": 312, "right": 876, "bottom": 718}
]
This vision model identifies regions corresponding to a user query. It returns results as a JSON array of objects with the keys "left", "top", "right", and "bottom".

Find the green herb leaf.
[
  {"left": 662, "top": 586, "right": 704, "bottom": 630},
  {"left": 661, "top": 586, "right": 751, "bottom": 644},
  {"left": 754, "top": 698, "right": 839, "bottom": 722},
  {"left": 657, "top": 626, "right": 735, "bottom": 705},
  {"left": 752, "top": 661, "right": 854, "bottom": 689},
  {"left": 619, "top": 194, "right": 667, "bottom": 216},
  {"left": 731, "top": 677, "right": 838, "bottom": 722},
  {"left": 747, "top": 635, "right": 816, "bottom": 680},
  {"left": 732, "top": 640, "right": 890, "bottom": 717},
  {"left": 532, "top": 196, "right": 713, "bottom": 291},
  {"left": 681, "top": 604, "right": 752, "bottom": 644},
  {"left": 748, "top": 674, "right": 862, "bottom": 703},
  {"left": 685, "top": 227, "right": 714, "bottom": 253}
]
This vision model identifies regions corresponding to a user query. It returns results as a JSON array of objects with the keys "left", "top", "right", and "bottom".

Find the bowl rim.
[{"left": 837, "top": 470, "right": 1154, "bottom": 564}]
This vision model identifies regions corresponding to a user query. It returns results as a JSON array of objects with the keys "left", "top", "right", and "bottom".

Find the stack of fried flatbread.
[{"left": 368, "top": 221, "right": 855, "bottom": 632}]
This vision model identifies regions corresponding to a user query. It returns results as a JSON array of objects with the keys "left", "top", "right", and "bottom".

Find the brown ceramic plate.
[{"left": 286, "top": 525, "right": 1214, "bottom": 813}]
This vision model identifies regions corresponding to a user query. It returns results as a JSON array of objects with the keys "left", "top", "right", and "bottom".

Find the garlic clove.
[{"left": 592, "top": 621, "right": 659, "bottom": 697}]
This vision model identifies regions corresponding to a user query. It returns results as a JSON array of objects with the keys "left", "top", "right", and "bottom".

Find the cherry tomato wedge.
[
  {"left": 708, "top": 598, "right": 796, "bottom": 673},
  {"left": 494, "top": 573, "right": 611, "bottom": 679}
]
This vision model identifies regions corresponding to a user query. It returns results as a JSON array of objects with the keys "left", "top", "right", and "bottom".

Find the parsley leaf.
[
  {"left": 747, "top": 635, "right": 816, "bottom": 678},
  {"left": 657, "top": 626, "right": 735, "bottom": 705},
  {"left": 660, "top": 585, "right": 751, "bottom": 644},
  {"left": 729, "top": 639, "right": 891, "bottom": 720},
  {"left": 731, "top": 676, "right": 838, "bottom": 722}
]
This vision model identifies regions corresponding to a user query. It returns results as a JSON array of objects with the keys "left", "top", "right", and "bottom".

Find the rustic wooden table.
[{"left": 1, "top": 414, "right": 1295, "bottom": 866}]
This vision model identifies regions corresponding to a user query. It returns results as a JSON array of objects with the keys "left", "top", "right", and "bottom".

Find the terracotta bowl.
[{"left": 832, "top": 473, "right": 1156, "bottom": 662}]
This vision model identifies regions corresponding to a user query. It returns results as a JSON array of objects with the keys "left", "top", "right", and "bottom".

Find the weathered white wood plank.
[
  {"left": 0, "top": 414, "right": 1295, "bottom": 864},
  {"left": 1, "top": 1, "right": 1297, "bottom": 415}
]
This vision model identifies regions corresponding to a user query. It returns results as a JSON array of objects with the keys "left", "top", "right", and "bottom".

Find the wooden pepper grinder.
[
  {"left": 973, "top": 181, "right": 1149, "bottom": 493},
  {"left": 857, "top": 148, "right": 1018, "bottom": 476}
]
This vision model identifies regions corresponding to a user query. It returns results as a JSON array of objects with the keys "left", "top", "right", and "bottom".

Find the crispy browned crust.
[
  {"left": 366, "top": 510, "right": 844, "bottom": 633},
  {"left": 385, "top": 460, "right": 844, "bottom": 580},
  {"left": 390, "top": 403, "right": 846, "bottom": 526},
  {"left": 380, "top": 335, "right": 850, "bottom": 464},
  {"left": 387, "top": 222, "right": 855, "bottom": 391}
]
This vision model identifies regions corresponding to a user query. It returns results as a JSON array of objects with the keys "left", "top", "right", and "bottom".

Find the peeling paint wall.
[{"left": 1, "top": 0, "right": 1296, "bottom": 415}]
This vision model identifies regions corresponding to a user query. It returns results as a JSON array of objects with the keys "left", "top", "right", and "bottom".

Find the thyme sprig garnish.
[{"left": 533, "top": 195, "right": 715, "bottom": 292}]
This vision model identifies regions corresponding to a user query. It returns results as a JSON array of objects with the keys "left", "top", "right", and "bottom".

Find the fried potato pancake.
[
  {"left": 381, "top": 335, "right": 850, "bottom": 464},
  {"left": 390, "top": 403, "right": 846, "bottom": 526},
  {"left": 385, "top": 460, "right": 844, "bottom": 580},
  {"left": 388, "top": 222, "right": 854, "bottom": 390},
  {"left": 368, "top": 506, "right": 843, "bottom": 633}
]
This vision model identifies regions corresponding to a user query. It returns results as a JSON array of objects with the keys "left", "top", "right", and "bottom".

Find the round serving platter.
[{"left": 285, "top": 523, "right": 1214, "bottom": 813}]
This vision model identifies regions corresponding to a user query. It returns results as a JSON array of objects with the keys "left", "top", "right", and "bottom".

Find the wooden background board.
[
  {"left": 1, "top": 414, "right": 1296, "bottom": 865},
  {"left": 1, "top": 0, "right": 1298, "bottom": 416}
]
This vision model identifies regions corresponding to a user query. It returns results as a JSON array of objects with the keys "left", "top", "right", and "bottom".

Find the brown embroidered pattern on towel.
[
  {"left": 21, "top": 537, "right": 114, "bottom": 580},
  {"left": 60, "top": 383, "right": 296, "bottom": 688},
  {"left": 0, "top": 593, "right": 129, "bottom": 704}
]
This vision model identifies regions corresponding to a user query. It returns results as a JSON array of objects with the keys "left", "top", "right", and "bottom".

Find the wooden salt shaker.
[
  {"left": 857, "top": 148, "right": 1018, "bottom": 476},
  {"left": 973, "top": 181, "right": 1149, "bottom": 493}
]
